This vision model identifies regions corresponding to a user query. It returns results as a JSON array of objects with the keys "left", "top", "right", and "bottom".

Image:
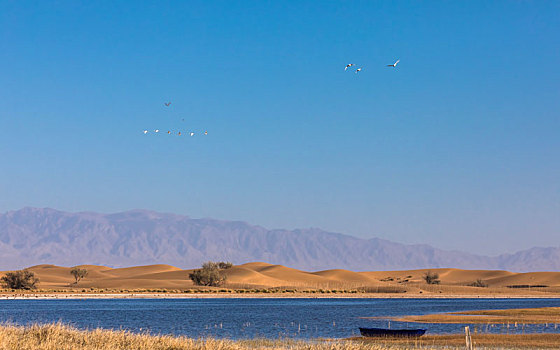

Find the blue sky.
[{"left": 1, "top": 1, "right": 559, "bottom": 255}]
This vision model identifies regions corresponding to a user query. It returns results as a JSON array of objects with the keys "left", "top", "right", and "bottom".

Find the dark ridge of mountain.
[{"left": 0, "top": 207, "right": 557, "bottom": 272}]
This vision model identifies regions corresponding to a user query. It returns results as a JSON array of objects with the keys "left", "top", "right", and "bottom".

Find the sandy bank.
[
  {"left": 389, "top": 306, "right": 560, "bottom": 324},
  {"left": 2, "top": 292, "right": 560, "bottom": 300},
  {"left": 2, "top": 262, "right": 560, "bottom": 299}
]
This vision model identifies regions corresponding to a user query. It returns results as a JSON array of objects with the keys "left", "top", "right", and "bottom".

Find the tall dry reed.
[{"left": 1, "top": 323, "right": 558, "bottom": 349}]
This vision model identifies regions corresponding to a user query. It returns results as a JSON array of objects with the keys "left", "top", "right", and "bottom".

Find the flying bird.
[
  {"left": 164, "top": 102, "right": 171, "bottom": 106},
  {"left": 355, "top": 67, "right": 362, "bottom": 73},
  {"left": 167, "top": 131, "right": 171, "bottom": 134},
  {"left": 190, "top": 132, "right": 194, "bottom": 137},
  {"left": 143, "top": 130, "right": 148, "bottom": 134},
  {"left": 204, "top": 131, "right": 208, "bottom": 135},
  {"left": 154, "top": 129, "right": 159, "bottom": 133},
  {"left": 345, "top": 63, "right": 355, "bottom": 71},
  {"left": 178, "top": 132, "right": 181, "bottom": 136},
  {"left": 386, "top": 59, "right": 400, "bottom": 67}
]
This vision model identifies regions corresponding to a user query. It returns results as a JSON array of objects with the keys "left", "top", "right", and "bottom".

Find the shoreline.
[{"left": 2, "top": 292, "right": 560, "bottom": 300}]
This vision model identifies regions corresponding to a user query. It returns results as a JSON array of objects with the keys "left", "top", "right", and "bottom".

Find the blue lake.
[{"left": 1, "top": 298, "right": 560, "bottom": 339}]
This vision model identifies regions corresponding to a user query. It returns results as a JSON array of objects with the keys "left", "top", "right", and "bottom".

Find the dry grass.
[
  {"left": 349, "top": 333, "right": 560, "bottom": 349},
  {"left": 1, "top": 323, "right": 560, "bottom": 350},
  {"left": 0, "top": 323, "right": 424, "bottom": 350},
  {"left": 393, "top": 307, "right": 560, "bottom": 324}
]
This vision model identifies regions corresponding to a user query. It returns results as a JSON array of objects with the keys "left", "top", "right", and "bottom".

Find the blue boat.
[{"left": 359, "top": 327, "right": 426, "bottom": 337}]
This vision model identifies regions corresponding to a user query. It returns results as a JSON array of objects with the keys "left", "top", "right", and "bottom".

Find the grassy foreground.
[
  {"left": 0, "top": 323, "right": 409, "bottom": 350},
  {"left": 2, "top": 323, "right": 560, "bottom": 350}
]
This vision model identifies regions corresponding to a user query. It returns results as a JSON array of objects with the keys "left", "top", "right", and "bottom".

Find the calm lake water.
[{"left": 1, "top": 298, "right": 560, "bottom": 339}]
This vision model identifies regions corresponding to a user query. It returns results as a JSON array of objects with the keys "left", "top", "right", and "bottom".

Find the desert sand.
[{"left": 1, "top": 262, "right": 559, "bottom": 298}]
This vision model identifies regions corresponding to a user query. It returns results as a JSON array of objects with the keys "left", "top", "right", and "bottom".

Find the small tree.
[
  {"left": 423, "top": 271, "right": 440, "bottom": 285},
  {"left": 189, "top": 261, "right": 231, "bottom": 287},
  {"left": 468, "top": 279, "right": 488, "bottom": 288},
  {"left": 70, "top": 267, "right": 88, "bottom": 284},
  {"left": 0, "top": 270, "right": 39, "bottom": 290}
]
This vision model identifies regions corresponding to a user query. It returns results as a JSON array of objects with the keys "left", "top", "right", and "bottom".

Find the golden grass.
[
  {"left": 393, "top": 307, "right": 560, "bottom": 324},
  {"left": 1, "top": 323, "right": 560, "bottom": 350},
  {"left": 0, "top": 323, "right": 432, "bottom": 350},
  {"left": 348, "top": 333, "right": 560, "bottom": 349}
]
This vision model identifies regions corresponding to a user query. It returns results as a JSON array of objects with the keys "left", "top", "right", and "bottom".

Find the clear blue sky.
[{"left": 1, "top": 1, "right": 559, "bottom": 255}]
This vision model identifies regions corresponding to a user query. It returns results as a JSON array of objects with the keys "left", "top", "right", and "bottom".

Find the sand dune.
[
  {"left": 1, "top": 263, "right": 559, "bottom": 294},
  {"left": 106, "top": 265, "right": 182, "bottom": 277},
  {"left": 485, "top": 272, "right": 560, "bottom": 287},
  {"left": 312, "top": 269, "right": 378, "bottom": 284},
  {"left": 222, "top": 266, "right": 285, "bottom": 286},
  {"left": 252, "top": 264, "right": 330, "bottom": 284}
]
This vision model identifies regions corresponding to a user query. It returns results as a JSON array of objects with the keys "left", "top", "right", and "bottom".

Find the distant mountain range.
[{"left": 0, "top": 207, "right": 558, "bottom": 272}]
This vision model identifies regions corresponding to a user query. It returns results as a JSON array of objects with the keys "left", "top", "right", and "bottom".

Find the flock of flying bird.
[
  {"left": 142, "top": 60, "right": 400, "bottom": 136},
  {"left": 346, "top": 59, "right": 400, "bottom": 73},
  {"left": 143, "top": 102, "right": 208, "bottom": 137}
]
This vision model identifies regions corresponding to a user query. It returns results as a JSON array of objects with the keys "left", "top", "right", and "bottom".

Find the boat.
[{"left": 359, "top": 327, "right": 426, "bottom": 337}]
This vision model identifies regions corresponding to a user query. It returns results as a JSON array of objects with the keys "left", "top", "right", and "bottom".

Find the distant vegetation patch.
[
  {"left": 467, "top": 279, "right": 488, "bottom": 288},
  {"left": 0, "top": 270, "right": 39, "bottom": 290},
  {"left": 188, "top": 261, "right": 233, "bottom": 287},
  {"left": 423, "top": 271, "right": 440, "bottom": 285}
]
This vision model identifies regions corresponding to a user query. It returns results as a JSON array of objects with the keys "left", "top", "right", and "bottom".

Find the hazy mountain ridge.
[{"left": 0, "top": 207, "right": 558, "bottom": 272}]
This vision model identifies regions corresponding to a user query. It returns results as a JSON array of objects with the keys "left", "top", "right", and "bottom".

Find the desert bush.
[
  {"left": 217, "top": 261, "right": 233, "bottom": 269},
  {"left": 423, "top": 271, "right": 441, "bottom": 285},
  {"left": 0, "top": 269, "right": 39, "bottom": 290},
  {"left": 188, "top": 261, "right": 229, "bottom": 286},
  {"left": 359, "top": 286, "right": 407, "bottom": 293},
  {"left": 468, "top": 279, "right": 488, "bottom": 288},
  {"left": 507, "top": 284, "right": 549, "bottom": 288},
  {"left": 70, "top": 267, "right": 88, "bottom": 284}
]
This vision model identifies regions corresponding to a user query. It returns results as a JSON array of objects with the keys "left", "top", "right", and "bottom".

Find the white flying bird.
[
  {"left": 386, "top": 59, "right": 400, "bottom": 67},
  {"left": 154, "top": 129, "right": 159, "bottom": 133},
  {"left": 355, "top": 67, "right": 362, "bottom": 73},
  {"left": 345, "top": 63, "right": 355, "bottom": 71},
  {"left": 204, "top": 131, "right": 208, "bottom": 135},
  {"left": 143, "top": 130, "right": 148, "bottom": 134},
  {"left": 190, "top": 132, "right": 194, "bottom": 137}
]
